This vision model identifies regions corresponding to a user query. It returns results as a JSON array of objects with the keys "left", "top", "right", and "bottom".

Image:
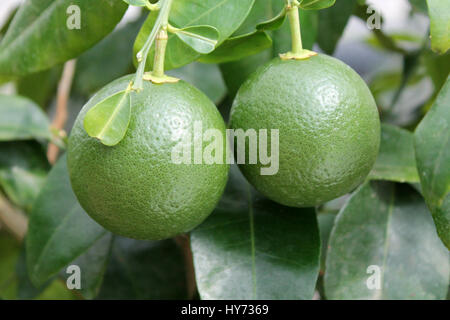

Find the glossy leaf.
[
  {"left": 0, "top": 95, "right": 51, "bottom": 141},
  {"left": 173, "top": 25, "right": 219, "bottom": 54},
  {"left": 256, "top": 7, "right": 287, "bottom": 31},
  {"left": 97, "top": 236, "right": 187, "bottom": 299},
  {"left": 0, "top": 0, "right": 127, "bottom": 79},
  {"left": 0, "top": 232, "right": 20, "bottom": 299},
  {"left": 427, "top": 0, "right": 450, "bottom": 54},
  {"left": 26, "top": 155, "right": 107, "bottom": 287},
  {"left": 61, "top": 232, "right": 113, "bottom": 299},
  {"left": 134, "top": 0, "right": 255, "bottom": 71},
  {"left": 325, "top": 181, "right": 449, "bottom": 299},
  {"left": 300, "top": 0, "right": 336, "bottom": 10},
  {"left": 83, "top": 89, "right": 132, "bottom": 147},
  {"left": 415, "top": 76, "right": 450, "bottom": 249},
  {"left": 199, "top": 32, "right": 272, "bottom": 64},
  {"left": 317, "top": 0, "right": 358, "bottom": 54},
  {"left": 167, "top": 62, "right": 226, "bottom": 104},
  {"left": 0, "top": 141, "right": 50, "bottom": 212},
  {"left": 369, "top": 124, "right": 419, "bottom": 183},
  {"left": 191, "top": 166, "right": 320, "bottom": 300}
]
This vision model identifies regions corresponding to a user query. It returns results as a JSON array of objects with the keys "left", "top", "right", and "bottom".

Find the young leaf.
[
  {"left": 26, "top": 155, "right": 107, "bottom": 287},
  {"left": 191, "top": 166, "right": 320, "bottom": 300},
  {"left": 173, "top": 25, "right": 219, "bottom": 54},
  {"left": 369, "top": 124, "right": 420, "bottom": 183},
  {"left": 256, "top": 7, "right": 287, "bottom": 31},
  {"left": 415, "top": 76, "right": 450, "bottom": 249},
  {"left": 317, "top": 0, "right": 358, "bottom": 54},
  {"left": 199, "top": 32, "right": 272, "bottom": 64},
  {"left": 325, "top": 181, "right": 449, "bottom": 299},
  {"left": 427, "top": 0, "right": 450, "bottom": 54},
  {"left": 97, "top": 236, "right": 187, "bottom": 299},
  {"left": 134, "top": 0, "right": 255, "bottom": 71},
  {"left": 299, "top": 0, "right": 336, "bottom": 10},
  {"left": 0, "top": 0, "right": 127, "bottom": 78},
  {"left": 0, "top": 95, "right": 51, "bottom": 141},
  {"left": 83, "top": 89, "right": 132, "bottom": 147}
]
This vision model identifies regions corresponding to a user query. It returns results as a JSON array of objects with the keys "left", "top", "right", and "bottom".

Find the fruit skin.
[
  {"left": 68, "top": 75, "right": 229, "bottom": 240},
  {"left": 230, "top": 54, "right": 380, "bottom": 207}
]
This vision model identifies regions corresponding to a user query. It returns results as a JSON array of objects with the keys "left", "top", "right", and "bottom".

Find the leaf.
[
  {"left": 369, "top": 124, "right": 419, "bottom": 183},
  {"left": 60, "top": 232, "right": 113, "bottom": 299},
  {"left": 0, "top": 232, "right": 20, "bottom": 299},
  {"left": 0, "top": 141, "right": 50, "bottom": 212},
  {"left": 409, "top": 0, "right": 428, "bottom": 13},
  {"left": 0, "top": 95, "right": 51, "bottom": 141},
  {"left": 325, "top": 181, "right": 450, "bottom": 299},
  {"left": 317, "top": 213, "right": 336, "bottom": 273},
  {"left": 199, "top": 32, "right": 272, "bottom": 64},
  {"left": 134, "top": 0, "right": 255, "bottom": 71},
  {"left": 166, "top": 62, "right": 226, "bottom": 104},
  {"left": 97, "top": 236, "right": 187, "bottom": 299},
  {"left": 317, "top": 0, "right": 358, "bottom": 54},
  {"left": 26, "top": 155, "right": 107, "bottom": 287},
  {"left": 173, "top": 25, "right": 219, "bottom": 54},
  {"left": 299, "top": 0, "right": 336, "bottom": 10},
  {"left": 123, "top": 0, "right": 149, "bottom": 6},
  {"left": 83, "top": 89, "right": 132, "bottom": 147},
  {"left": 256, "top": 7, "right": 287, "bottom": 31},
  {"left": 0, "top": 0, "right": 127, "bottom": 78},
  {"left": 191, "top": 166, "right": 320, "bottom": 300},
  {"left": 415, "top": 76, "right": 450, "bottom": 249},
  {"left": 73, "top": 17, "right": 145, "bottom": 97},
  {"left": 427, "top": 0, "right": 450, "bottom": 54}
]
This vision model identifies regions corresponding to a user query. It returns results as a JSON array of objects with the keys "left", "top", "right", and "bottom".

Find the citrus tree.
[{"left": 0, "top": 0, "right": 449, "bottom": 300}]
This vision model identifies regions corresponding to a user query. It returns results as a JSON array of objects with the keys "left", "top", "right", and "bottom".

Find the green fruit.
[
  {"left": 68, "top": 75, "right": 229, "bottom": 240},
  {"left": 230, "top": 54, "right": 380, "bottom": 207}
]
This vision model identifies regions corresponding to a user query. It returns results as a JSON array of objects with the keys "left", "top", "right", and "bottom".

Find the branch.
[
  {"left": 47, "top": 59, "right": 77, "bottom": 164},
  {"left": 0, "top": 193, "right": 28, "bottom": 242},
  {"left": 175, "top": 234, "right": 197, "bottom": 299}
]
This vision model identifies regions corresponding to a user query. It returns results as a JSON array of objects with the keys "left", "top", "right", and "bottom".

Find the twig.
[
  {"left": 175, "top": 234, "right": 197, "bottom": 299},
  {"left": 47, "top": 59, "right": 77, "bottom": 164},
  {"left": 0, "top": 193, "right": 28, "bottom": 242}
]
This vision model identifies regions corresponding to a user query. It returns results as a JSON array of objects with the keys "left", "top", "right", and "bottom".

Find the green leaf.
[
  {"left": 427, "top": 0, "right": 450, "bottom": 54},
  {"left": 317, "top": 213, "right": 336, "bottom": 273},
  {"left": 134, "top": 0, "right": 255, "bottom": 71},
  {"left": 199, "top": 32, "right": 272, "bottom": 64},
  {"left": 0, "top": 141, "right": 50, "bottom": 212},
  {"left": 173, "top": 25, "right": 219, "bottom": 54},
  {"left": 256, "top": 7, "right": 287, "bottom": 31},
  {"left": 97, "top": 236, "right": 187, "bottom": 299},
  {"left": 0, "top": 95, "right": 51, "bottom": 141},
  {"left": 166, "top": 62, "right": 226, "bottom": 104},
  {"left": 409, "top": 0, "right": 428, "bottom": 13},
  {"left": 191, "top": 166, "right": 320, "bottom": 300},
  {"left": 0, "top": 232, "right": 20, "bottom": 299},
  {"left": 299, "top": 0, "right": 336, "bottom": 10},
  {"left": 123, "top": 0, "right": 148, "bottom": 6},
  {"left": 61, "top": 232, "right": 113, "bottom": 299},
  {"left": 0, "top": 0, "right": 127, "bottom": 78},
  {"left": 83, "top": 89, "right": 132, "bottom": 147},
  {"left": 325, "top": 181, "right": 450, "bottom": 299},
  {"left": 317, "top": 0, "right": 358, "bottom": 54},
  {"left": 26, "top": 155, "right": 107, "bottom": 287},
  {"left": 415, "top": 76, "right": 450, "bottom": 249},
  {"left": 73, "top": 17, "right": 145, "bottom": 97},
  {"left": 369, "top": 124, "right": 419, "bottom": 183}
]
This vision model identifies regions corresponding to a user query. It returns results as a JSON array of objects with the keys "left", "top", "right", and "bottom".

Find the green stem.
[
  {"left": 132, "top": 0, "right": 173, "bottom": 90},
  {"left": 287, "top": 3, "right": 303, "bottom": 54},
  {"left": 153, "top": 29, "right": 168, "bottom": 77}
]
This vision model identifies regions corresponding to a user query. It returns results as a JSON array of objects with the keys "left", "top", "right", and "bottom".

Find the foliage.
[{"left": 0, "top": 0, "right": 448, "bottom": 300}]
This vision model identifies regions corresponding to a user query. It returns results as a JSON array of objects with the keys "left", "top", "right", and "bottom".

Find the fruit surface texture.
[
  {"left": 230, "top": 54, "right": 380, "bottom": 207},
  {"left": 68, "top": 75, "right": 229, "bottom": 240}
]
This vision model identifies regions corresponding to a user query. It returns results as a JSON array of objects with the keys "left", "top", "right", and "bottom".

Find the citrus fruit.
[
  {"left": 230, "top": 54, "right": 380, "bottom": 207},
  {"left": 68, "top": 75, "right": 229, "bottom": 240}
]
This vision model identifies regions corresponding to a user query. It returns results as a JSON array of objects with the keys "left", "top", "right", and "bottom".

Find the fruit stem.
[
  {"left": 152, "top": 29, "right": 168, "bottom": 77},
  {"left": 286, "top": 1, "right": 303, "bottom": 54},
  {"left": 132, "top": 0, "right": 173, "bottom": 90}
]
